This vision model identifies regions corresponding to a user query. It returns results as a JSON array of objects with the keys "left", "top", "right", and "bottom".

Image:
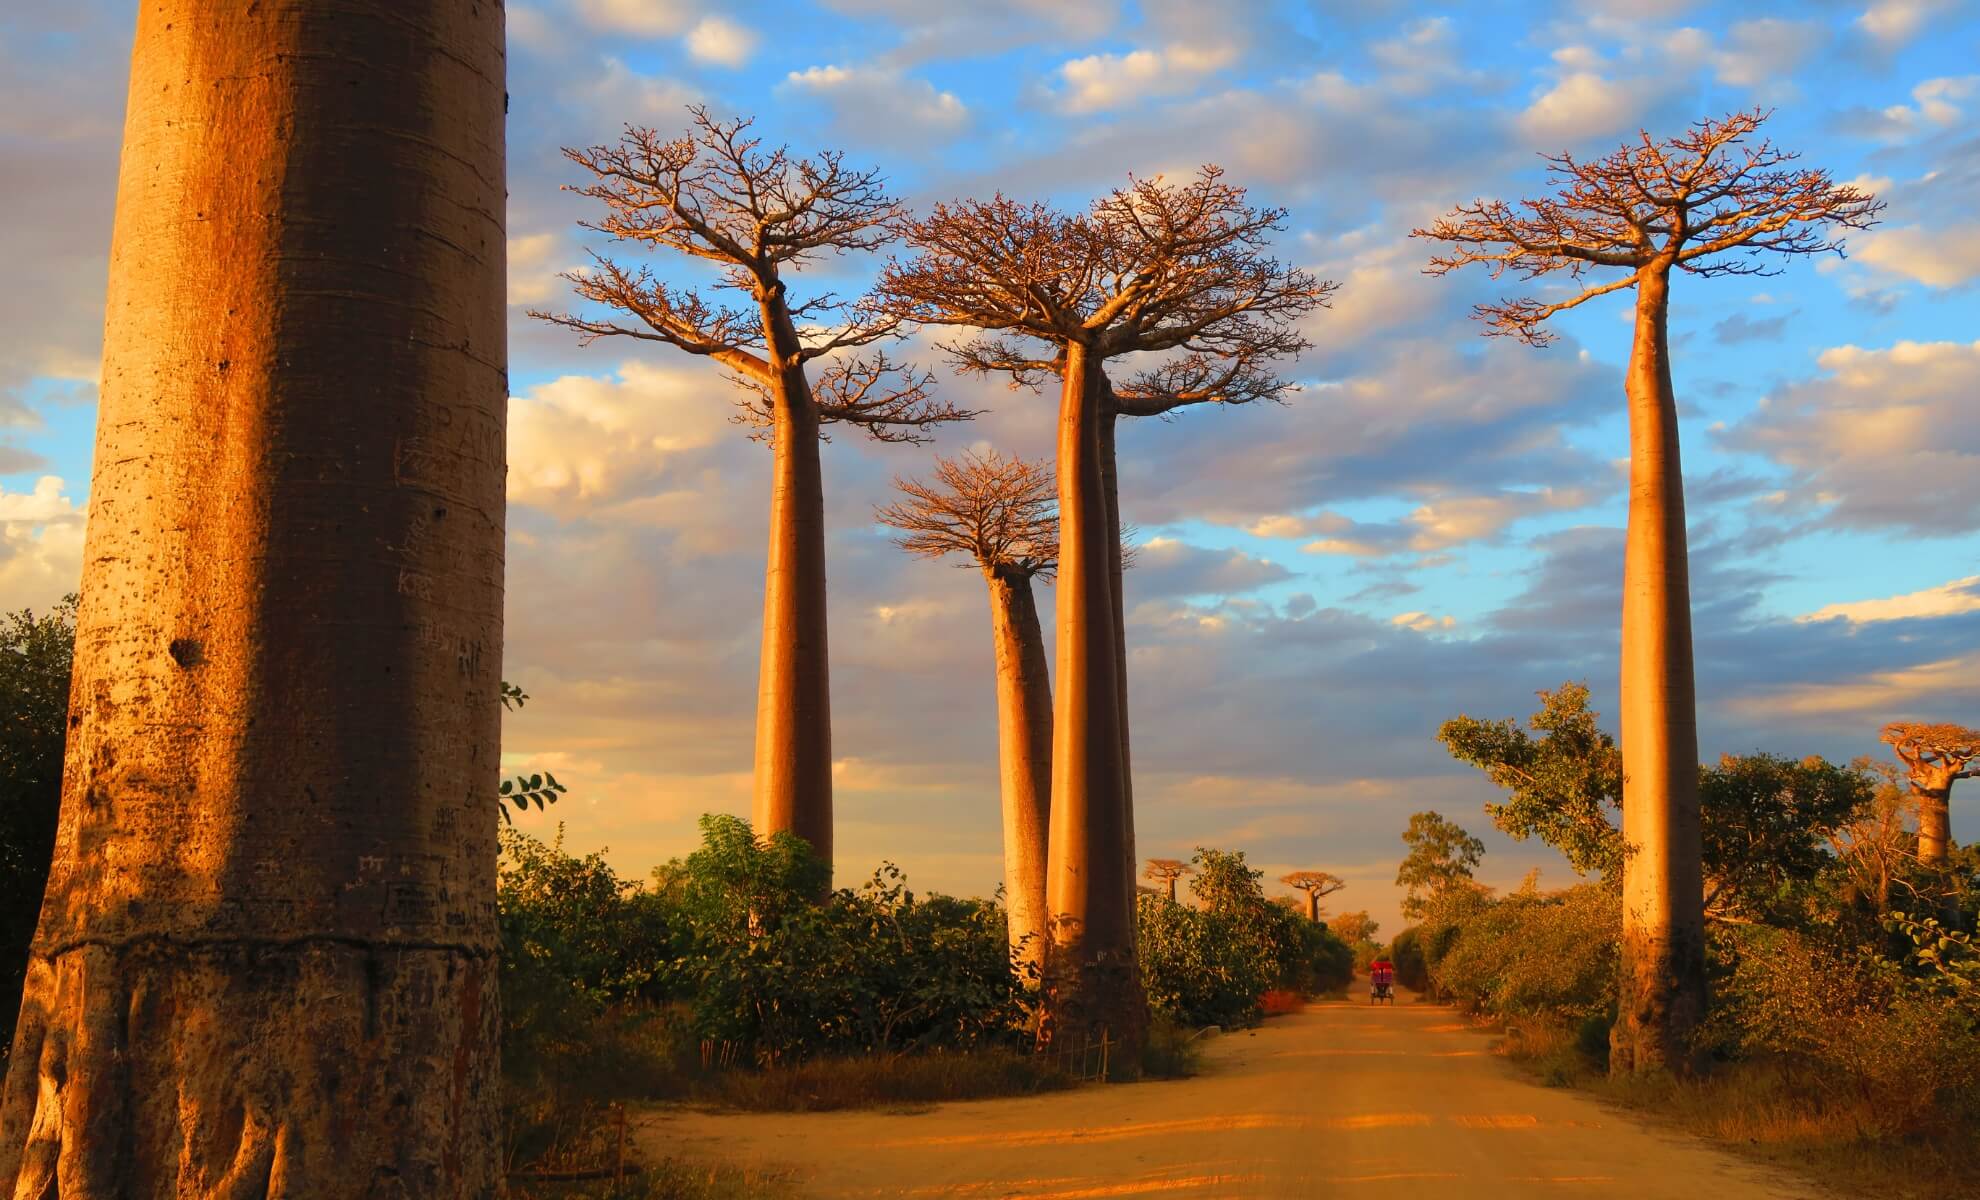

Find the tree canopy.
[
  {"left": 1413, "top": 108, "right": 1883, "bottom": 344},
  {"left": 1397, "top": 811, "right": 1486, "bottom": 920},
  {"left": 879, "top": 166, "right": 1334, "bottom": 402},
  {"left": 875, "top": 450, "right": 1058, "bottom": 578}
]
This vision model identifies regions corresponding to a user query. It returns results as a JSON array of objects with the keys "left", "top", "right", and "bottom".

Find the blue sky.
[{"left": 3, "top": 0, "right": 1978, "bottom": 932}]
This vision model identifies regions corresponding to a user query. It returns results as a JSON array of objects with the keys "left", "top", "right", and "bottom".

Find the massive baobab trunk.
[
  {"left": 1612, "top": 265, "right": 1707, "bottom": 1078},
  {"left": 1044, "top": 346, "right": 1146, "bottom": 1054},
  {"left": 0, "top": 3, "right": 508, "bottom": 1195},
  {"left": 987, "top": 570, "right": 1053, "bottom": 979},
  {"left": 1097, "top": 407, "right": 1139, "bottom": 922},
  {"left": 754, "top": 357, "right": 834, "bottom": 878},
  {"left": 1912, "top": 767, "right": 1955, "bottom": 868}
]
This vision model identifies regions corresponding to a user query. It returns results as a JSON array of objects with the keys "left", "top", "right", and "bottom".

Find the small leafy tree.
[
  {"left": 1439, "top": 683, "right": 1625, "bottom": 881},
  {"left": 1397, "top": 811, "right": 1485, "bottom": 920}
]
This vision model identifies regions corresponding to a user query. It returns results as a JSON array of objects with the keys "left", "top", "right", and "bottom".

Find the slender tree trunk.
[
  {"left": 752, "top": 353, "right": 834, "bottom": 881},
  {"left": 1611, "top": 265, "right": 1707, "bottom": 1078},
  {"left": 1306, "top": 892, "right": 1320, "bottom": 923},
  {"left": 1044, "top": 345, "right": 1146, "bottom": 1058},
  {"left": 1098, "top": 405, "right": 1139, "bottom": 929},
  {"left": 986, "top": 569, "right": 1052, "bottom": 982},
  {"left": 1164, "top": 877, "right": 1178, "bottom": 903},
  {"left": 0, "top": 4, "right": 508, "bottom": 1195}
]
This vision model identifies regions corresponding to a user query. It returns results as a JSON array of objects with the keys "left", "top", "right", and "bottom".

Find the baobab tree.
[
  {"left": 537, "top": 110, "right": 969, "bottom": 879},
  {"left": 1, "top": 2, "right": 508, "bottom": 1191},
  {"left": 1414, "top": 110, "right": 1882, "bottom": 1076},
  {"left": 1144, "top": 858, "right": 1191, "bottom": 902},
  {"left": 1881, "top": 722, "right": 1980, "bottom": 869},
  {"left": 881, "top": 169, "right": 1331, "bottom": 1049},
  {"left": 877, "top": 451, "right": 1058, "bottom": 976},
  {"left": 1280, "top": 871, "right": 1346, "bottom": 923}
]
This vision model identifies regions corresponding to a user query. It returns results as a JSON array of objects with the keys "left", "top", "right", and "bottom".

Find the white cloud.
[
  {"left": 573, "top": 0, "right": 695, "bottom": 37},
  {"left": 1732, "top": 652, "right": 1980, "bottom": 718},
  {"left": 1054, "top": 43, "right": 1239, "bottom": 113},
  {"left": 1724, "top": 340, "right": 1980, "bottom": 533},
  {"left": 1403, "top": 488, "right": 1592, "bottom": 551},
  {"left": 1855, "top": 223, "right": 1980, "bottom": 288},
  {"left": 0, "top": 475, "right": 84, "bottom": 611},
  {"left": 781, "top": 65, "right": 967, "bottom": 147},
  {"left": 1802, "top": 576, "right": 1980, "bottom": 624},
  {"left": 1856, "top": 0, "right": 1957, "bottom": 47},
  {"left": 1390, "top": 611, "right": 1457, "bottom": 633},
  {"left": 507, "top": 232, "right": 570, "bottom": 307},
  {"left": 507, "top": 361, "right": 746, "bottom": 521},
  {"left": 1707, "top": 19, "right": 1827, "bottom": 89},
  {"left": 1846, "top": 75, "right": 1980, "bottom": 139},
  {"left": 685, "top": 15, "right": 757, "bottom": 67},
  {"left": 1517, "top": 72, "right": 1648, "bottom": 143}
]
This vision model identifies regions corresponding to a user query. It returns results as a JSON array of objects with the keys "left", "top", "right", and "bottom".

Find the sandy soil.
[{"left": 637, "top": 988, "right": 1827, "bottom": 1199}]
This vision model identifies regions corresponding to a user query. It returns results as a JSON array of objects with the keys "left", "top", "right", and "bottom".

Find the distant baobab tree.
[
  {"left": 538, "top": 109, "right": 972, "bottom": 881},
  {"left": 1144, "top": 858, "right": 1192, "bottom": 902},
  {"left": 878, "top": 451, "right": 1058, "bottom": 976},
  {"left": 1414, "top": 109, "right": 1882, "bottom": 1077},
  {"left": 0, "top": 2, "right": 509, "bottom": 1190},
  {"left": 881, "top": 169, "right": 1332, "bottom": 1052},
  {"left": 1280, "top": 871, "right": 1346, "bottom": 922},
  {"left": 1881, "top": 722, "right": 1980, "bottom": 869}
]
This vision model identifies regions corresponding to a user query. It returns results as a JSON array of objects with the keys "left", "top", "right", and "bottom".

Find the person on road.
[{"left": 1370, "top": 956, "right": 1395, "bottom": 1001}]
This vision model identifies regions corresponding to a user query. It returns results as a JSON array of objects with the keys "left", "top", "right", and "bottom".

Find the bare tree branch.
[
  {"left": 879, "top": 168, "right": 1335, "bottom": 385},
  {"left": 1412, "top": 109, "right": 1884, "bottom": 344},
  {"left": 875, "top": 450, "right": 1058, "bottom": 577}
]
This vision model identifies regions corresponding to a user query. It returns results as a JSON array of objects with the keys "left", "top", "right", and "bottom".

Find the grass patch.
[
  {"left": 1138, "top": 1012, "right": 1208, "bottom": 1079},
  {"left": 1492, "top": 1017, "right": 1980, "bottom": 1200}
]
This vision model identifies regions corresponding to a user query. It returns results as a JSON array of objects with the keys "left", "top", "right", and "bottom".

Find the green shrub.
[
  {"left": 1136, "top": 847, "right": 1352, "bottom": 1028},
  {"left": 1708, "top": 924, "right": 1980, "bottom": 1133},
  {"left": 1426, "top": 883, "right": 1619, "bottom": 1022}
]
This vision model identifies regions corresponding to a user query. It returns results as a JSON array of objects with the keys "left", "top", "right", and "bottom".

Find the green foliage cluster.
[
  {"left": 1414, "top": 882, "right": 1621, "bottom": 1023},
  {"left": 1413, "top": 682, "right": 1980, "bottom": 1145},
  {"left": 1135, "top": 847, "right": 1352, "bottom": 1029},
  {"left": 0, "top": 596, "right": 74, "bottom": 1032},
  {"left": 1438, "top": 683, "right": 1877, "bottom": 921},
  {"left": 502, "top": 815, "right": 1024, "bottom": 1072},
  {"left": 1704, "top": 923, "right": 1980, "bottom": 1133},
  {"left": 1395, "top": 810, "right": 1484, "bottom": 920}
]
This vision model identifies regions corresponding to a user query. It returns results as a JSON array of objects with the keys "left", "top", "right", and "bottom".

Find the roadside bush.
[
  {"left": 1708, "top": 923, "right": 1980, "bottom": 1132},
  {"left": 1136, "top": 847, "right": 1353, "bottom": 1028},
  {"left": 1426, "top": 883, "right": 1619, "bottom": 1022}
]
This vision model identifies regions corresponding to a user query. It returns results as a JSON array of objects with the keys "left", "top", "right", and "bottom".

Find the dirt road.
[{"left": 640, "top": 990, "right": 1825, "bottom": 1199}]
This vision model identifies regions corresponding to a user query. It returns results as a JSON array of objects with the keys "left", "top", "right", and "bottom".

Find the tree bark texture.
[
  {"left": 1097, "top": 407, "right": 1139, "bottom": 932},
  {"left": 1305, "top": 892, "right": 1320, "bottom": 924},
  {"left": 0, "top": 3, "right": 509, "bottom": 1196},
  {"left": 1611, "top": 266, "right": 1708, "bottom": 1078},
  {"left": 1912, "top": 771, "right": 1954, "bottom": 868},
  {"left": 986, "top": 570, "right": 1052, "bottom": 981},
  {"left": 1043, "top": 345, "right": 1146, "bottom": 1057},
  {"left": 751, "top": 357, "right": 834, "bottom": 880}
]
